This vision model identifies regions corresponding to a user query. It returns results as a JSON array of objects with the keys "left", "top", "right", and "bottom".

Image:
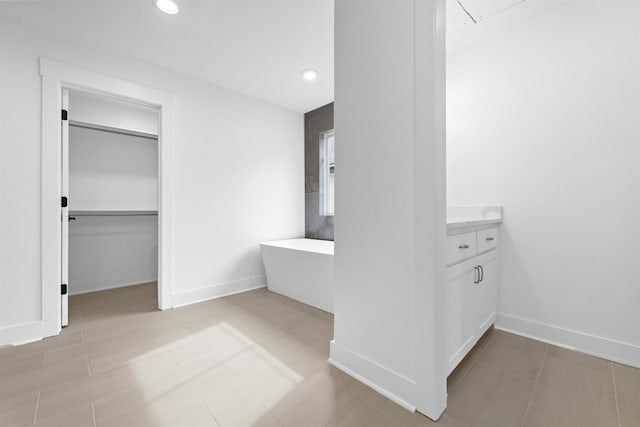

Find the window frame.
[{"left": 319, "top": 129, "right": 335, "bottom": 216}]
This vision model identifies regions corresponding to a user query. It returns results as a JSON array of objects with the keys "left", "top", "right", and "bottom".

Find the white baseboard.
[
  {"left": 329, "top": 340, "right": 417, "bottom": 412},
  {"left": 0, "top": 321, "right": 43, "bottom": 346},
  {"left": 496, "top": 313, "right": 640, "bottom": 369},
  {"left": 171, "top": 275, "right": 267, "bottom": 308},
  {"left": 69, "top": 280, "right": 158, "bottom": 296}
]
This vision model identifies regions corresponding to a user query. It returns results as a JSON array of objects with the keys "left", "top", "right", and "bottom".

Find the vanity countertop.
[{"left": 447, "top": 205, "right": 502, "bottom": 232}]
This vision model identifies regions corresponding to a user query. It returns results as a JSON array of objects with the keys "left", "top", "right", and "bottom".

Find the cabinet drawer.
[
  {"left": 446, "top": 232, "right": 477, "bottom": 266},
  {"left": 477, "top": 227, "right": 498, "bottom": 253}
]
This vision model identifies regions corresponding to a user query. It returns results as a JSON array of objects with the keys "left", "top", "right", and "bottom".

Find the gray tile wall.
[{"left": 305, "top": 102, "right": 334, "bottom": 241}]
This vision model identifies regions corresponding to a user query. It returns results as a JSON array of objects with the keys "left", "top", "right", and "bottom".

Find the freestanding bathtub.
[{"left": 259, "top": 238, "right": 334, "bottom": 313}]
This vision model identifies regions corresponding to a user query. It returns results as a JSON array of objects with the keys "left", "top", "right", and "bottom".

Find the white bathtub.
[{"left": 259, "top": 238, "right": 334, "bottom": 313}]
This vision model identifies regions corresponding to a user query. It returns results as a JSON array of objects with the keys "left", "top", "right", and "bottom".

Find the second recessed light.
[
  {"left": 302, "top": 69, "right": 319, "bottom": 81},
  {"left": 155, "top": 0, "right": 179, "bottom": 15}
]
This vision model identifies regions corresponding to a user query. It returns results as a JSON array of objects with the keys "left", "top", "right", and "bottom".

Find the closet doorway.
[
  {"left": 41, "top": 58, "right": 174, "bottom": 339},
  {"left": 61, "top": 89, "right": 160, "bottom": 326}
]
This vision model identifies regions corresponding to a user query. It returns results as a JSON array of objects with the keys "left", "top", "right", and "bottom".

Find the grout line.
[
  {"left": 520, "top": 344, "right": 549, "bottom": 427},
  {"left": 168, "top": 351, "right": 181, "bottom": 368},
  {"left": 86, "top": 356, "right": 92, "bottom": 376},
  {"left": 611, "top": 363, "right": 622, "bottom": 427},
  {"left": 449, "top": 330, "right": 496, "bottom": 393},
  {"left": 91, "top": 402, "right": 97, "bottom": 427},
  {"left": 474, "top": 359, "right": 535, "bottom": 384},
  {"left": 449, "top": 359, "right": 476, "bottom": 394},
  {"left": 33, "top": 392, "right": 41, "bottom": 424},
  {"left": 475, "top": 328, "right": 497, "bottom": 360},
  {"left": 197, "top": 396, "right": 221, "bottom": 427},
  {"left": 221, "top": 363, "right": 235, "bottom": 376},
  {"left": 264, "top": 406, "right": 284, "bottom": 426}
]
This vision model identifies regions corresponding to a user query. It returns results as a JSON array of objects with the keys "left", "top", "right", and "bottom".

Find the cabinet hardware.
[
  {"left": 486, "top": 237, "right": 495, "bottom": 241},
  {"left": 473, "top": 266, "right": 479, "bottom": 284},
  {"left": 459, "top": 244, "right": 470, "bottom": 249},
  {"left": 479, "top": 265, "right": 484, "bottom": 282}
]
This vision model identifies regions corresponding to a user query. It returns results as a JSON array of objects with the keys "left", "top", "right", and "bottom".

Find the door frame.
[
  {"left": 40, "top": 58, "right": 175, "bottom": 337},
  {"left": 60, "top": 88, "right": 69, "bottom": 327}
]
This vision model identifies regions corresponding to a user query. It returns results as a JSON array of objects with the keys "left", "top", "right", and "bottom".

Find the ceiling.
[
  {"left": 0, "top": 0, "right": 334, "bottom": 113},
  {"left": 0, "top": 0, "right": 526, "bottom": 113}
]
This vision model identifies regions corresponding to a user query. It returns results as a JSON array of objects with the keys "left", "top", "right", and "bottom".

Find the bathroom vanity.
[{"left": 444, "top": 206, "right": 502, "bottom": 375}]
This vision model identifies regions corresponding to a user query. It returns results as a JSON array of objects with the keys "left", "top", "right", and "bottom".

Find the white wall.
[
  {"left": 0, "top": 16, "right": 304, "bottom": 340},
  {"left": 69, "top": 126, "right": 158, "bottom": 211},
  {"left": 69, "top": 90, "right": 159, "bottom": 135},
  {"left": 69, "top": 216, "right": 158, "bottom": 295},
  {"left": 447, "top": 1, "right": 640, "bottom": 365},
  {"left": 332, "top": 0, "right": 447, "bottom": 418}
]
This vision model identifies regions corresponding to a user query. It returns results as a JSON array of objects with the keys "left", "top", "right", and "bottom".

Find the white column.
[{"left": 330, "top": 0, "right": 447, "bottom": 419}]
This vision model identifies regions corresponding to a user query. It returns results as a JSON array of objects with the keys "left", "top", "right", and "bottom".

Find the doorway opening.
[{"left": 61, "top": 89, "right": 160, "bottom": 326}]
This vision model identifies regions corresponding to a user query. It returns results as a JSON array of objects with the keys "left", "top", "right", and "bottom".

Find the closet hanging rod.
[
  {"left": 69, "top": 210, "right": 158, "bottom": 217},
  {"left": 69, "top": 120, "right": 158, "bottom": 141}
]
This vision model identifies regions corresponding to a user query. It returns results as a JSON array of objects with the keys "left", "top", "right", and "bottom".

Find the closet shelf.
[
  {"left": 69, "top": 210, "right": 158, "bottom": 216},
  {"left": 69, "top": 120, "right": 158, "bottom": 140}
]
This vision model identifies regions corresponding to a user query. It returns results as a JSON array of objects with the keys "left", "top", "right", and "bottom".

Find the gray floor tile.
[
  {"left": 446, "top": 360, "right": 534, "bottom": 427},
  {"left": 523, "top": 354, "right": 618, "bottom": 427},
  {"left": 477, "top": 330, "right": 548, "bottom": 381}
]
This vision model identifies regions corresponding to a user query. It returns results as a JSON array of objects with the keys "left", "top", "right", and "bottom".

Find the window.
[{"left": 319, "top": 130, "right": 335, "bottom": 216}]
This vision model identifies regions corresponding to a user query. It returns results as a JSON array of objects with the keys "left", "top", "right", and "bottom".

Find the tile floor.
[{"left": 0, "top": 283, "right": 638, "bottom": 427}]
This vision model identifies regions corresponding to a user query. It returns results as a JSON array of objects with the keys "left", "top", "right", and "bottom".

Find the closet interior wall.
[{"left": 68, "top": 90, "right": 159, "bottom": 296}]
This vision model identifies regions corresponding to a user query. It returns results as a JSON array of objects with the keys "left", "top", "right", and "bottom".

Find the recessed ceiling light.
[
  {"left": 155, "top": 0, "right": 179, "bottom": 15},
  {"left": 302, "top": 69, "right": 319, "bottom": 81}
]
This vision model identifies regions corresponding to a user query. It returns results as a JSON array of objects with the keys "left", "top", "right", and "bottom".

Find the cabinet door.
[
  {"left": 445, "top": 258, "right": 478, "bottom": 375},
  {"left": 476, "top": 250, "right": 498, "bottom": 336}
]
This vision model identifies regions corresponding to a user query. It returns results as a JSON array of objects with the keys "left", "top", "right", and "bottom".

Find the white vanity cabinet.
[{"left": 444, "top": 225, "right": 499, "bottom": 375}]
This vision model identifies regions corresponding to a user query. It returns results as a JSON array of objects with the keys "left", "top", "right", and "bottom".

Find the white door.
[
  {"left": 61, "top": 88, "right": 69, "bottom": 327},
  {"left": 444, "top": 257, "right": 478, "bottom": 375},
  {"left": 475, "top": 250, "right": 498, "bottom": 335}
]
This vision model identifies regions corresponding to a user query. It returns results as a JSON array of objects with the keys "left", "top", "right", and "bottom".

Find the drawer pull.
[
  {"left": 458, "top": 244, "right": 470, "bottom": 249},
  {"left": 486, "top": 237, "right": 495, "bottom": 241}
]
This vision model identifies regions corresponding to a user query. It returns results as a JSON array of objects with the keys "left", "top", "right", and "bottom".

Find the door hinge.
[
  {"left": 61, "top": 196, "right": 68, "bottom": 208},
  {"left": 61, "top": 109, "right": 68, "bottom": 121},
  {"left": 61, "top": 284, "right": 68, "bottom": 295}
]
